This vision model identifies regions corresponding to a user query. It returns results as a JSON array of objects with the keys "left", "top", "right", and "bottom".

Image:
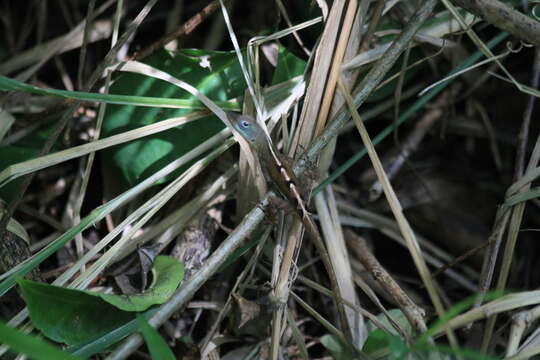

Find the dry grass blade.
[
  {"left": 418, "top": 51, "right": 511, "bottom": 97},
  {"left": 481, "top": 89, "right": 540, "bottom": 350},
  {"left": 0, "top": 1, "right": 114, "bottom": 77},
  {"left": 0, "top": 108, "right": 15, "bottom": 141},
  {"left": 0, "top": 113, "right": 210, "bottom": 188},
  {"left": 311, "top": 1, "right": 372, "bottom": 348},
  {"left": 291, "top": 0, "right": 347, "bottom": 153},
  {"left": 0, "top": 123, "right": 233, "bottom": 290},
  {"left": 274, "top": 0, "right": 361, "bottom": 350},
  {"left": 219, "top": 0, "right": 262, "bottom": 117},
  {"left": 336, "top": 76, "right": 457, "bottom": 351},
  {"left": 342, "top": 12, "right": 477, "bottom": 71},
  {"left": 71, "top": 0, "right": 123, "bottom": 269},
  {"left": 71, "top": 146, "right": 234, "bottom": 290},
  {"left": 435, "top": 291, "right": 540, "bottom": 335},
  {"left": 505, "top": 305, "right": 540, "bottom": 357}
]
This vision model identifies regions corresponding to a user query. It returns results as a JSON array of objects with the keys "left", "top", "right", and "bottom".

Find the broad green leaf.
[
  {"left": 388, "top": 335, "right": 408, "bottom": 360},
  {"left": 19, "top": 277, "right": 134, "bottom": 345},
  {"left": 67, "top": 308, "right": 158, "bottom": 358},
  {"left": 0, "top": 320, "right": 82, "bottom": 360},
  {"left": 98, "top": 256, "right": 184, "bottom": 312},
  {"left": 137, "top": 316, "right": 175, "bottom": 360},
  {"left": 320, "top": 334, "right": 357, "bottom": 360},
  {"left": 102, "top": 48, "right": 247, "bottom": 187},
  {"left": 272, "top": 46, "right": 306, "bottom": 85},
  {"left": 19, "top": 256, "right": 183, "bottom": 345}
]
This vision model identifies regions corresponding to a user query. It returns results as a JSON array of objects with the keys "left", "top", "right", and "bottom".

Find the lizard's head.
[{"left": 228, "top": 112, "right": 264, "bottom": 145}]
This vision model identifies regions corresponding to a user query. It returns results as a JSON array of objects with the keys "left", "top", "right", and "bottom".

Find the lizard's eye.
[{"left": 241, "top": 120, "right": 250, "bottom": 128}]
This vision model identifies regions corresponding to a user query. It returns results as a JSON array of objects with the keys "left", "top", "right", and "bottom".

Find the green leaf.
[
  {"left": 363, "top": 309, "right": 411, "bottom": 355},
  {"left": 0, "top": 146, "right": 39, "bottom": 202},
  {"left": 0, "top": 121, "right": 65, "bottom": 202},
  {"left": 0, "top": 75, "right": 237, "bottom": 110},
  {"left": 320, "top": 334, "right": 357, "bottom": 360},
  {"left": 286, "top": 308, "right": 308, "bottom": 359},
  {"left": 5, "top": 215, "right": 31, "bottom": 244},
  {"left": 67, "top": 308, "right": 158, "bottom": 358},
  {"left": 98, "top": 256, "right": 184, "bottom": 312},
  {"left": 19, "top": 277, "right": 135, "bottom": 345},
  {"left": 137, "top": 316, "right": 175, "bottom": 360},
  {"left": 388, "top": 335, "right": 408, "bottom": 360},
  {"left": 0, "top": 320, "right": 83, "bottom": 360},
  {"left": 102, "top": 48, "right": 247, "bottom": 187},
  {"left": 272, "top": 46, "right": 306, "bottom": 85},
  {"left": 18, "top": 256, "right": 184, "bottom": 345}
]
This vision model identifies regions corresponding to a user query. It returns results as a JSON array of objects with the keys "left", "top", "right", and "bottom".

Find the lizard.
[{"left": 227, "top": 111, "right": 349, "bottom": 337}]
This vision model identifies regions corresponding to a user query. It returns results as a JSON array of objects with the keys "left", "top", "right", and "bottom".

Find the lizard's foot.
[
  {"left": 269, "top": 195, "right": 304, "bottom": 218},
  {"left": 267, "top": 195, "right": 291, "bottom": 220},
  {"left": 295, "top": 148, "right": 319, "bottom": 195},
  {"left": 261, "top": 196, "right": 287, "bottom": 223}
]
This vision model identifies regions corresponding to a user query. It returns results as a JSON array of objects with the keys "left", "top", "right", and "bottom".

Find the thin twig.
[
  {"left": 346, "top": 229, "right": 427, "bottom": 334},
  {"left": 135, "top": 0, "right": 230, "bottom": 60}
]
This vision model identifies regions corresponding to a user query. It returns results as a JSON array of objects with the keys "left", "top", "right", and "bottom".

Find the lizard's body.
[
  {"left": 229, "top": 113, "right": 317, "bottom": 239},
  {"left": 228, "top": 112, "right": 348, "bottom": 335}
]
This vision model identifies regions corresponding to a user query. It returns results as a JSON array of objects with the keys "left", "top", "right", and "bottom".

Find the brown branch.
[
  {"left": 449, "top": 0, "right": 540, "bottom": 46},
  {"left": 345, "top": 229, "right": 427, "bottom": 334},
  {"left": 135, "top": 0, "right": 230, "bottom": 60}
]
